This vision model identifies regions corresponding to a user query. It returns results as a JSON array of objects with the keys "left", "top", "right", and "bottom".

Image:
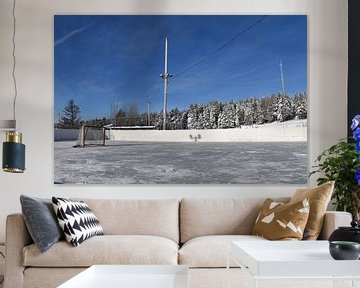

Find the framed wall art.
[{"left": 54, "top": 15, "right": 307, "bottom": 185}]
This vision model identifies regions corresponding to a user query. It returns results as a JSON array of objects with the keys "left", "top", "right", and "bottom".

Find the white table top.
[
  {"left": 231, "top": 240, "right": 360, "bottom": 278},
  {"left": 58, "top": 265, "right": 189, "bottom": 288}
]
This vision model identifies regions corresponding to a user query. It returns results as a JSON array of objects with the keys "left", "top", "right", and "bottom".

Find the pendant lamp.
[{"left": 1, "top": 0, "right": 25, "bottom": 173}]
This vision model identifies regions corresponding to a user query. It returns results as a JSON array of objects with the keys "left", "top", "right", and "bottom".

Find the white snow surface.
[{"left": 54, "top": 140, "right": 307, "bottom": 185}]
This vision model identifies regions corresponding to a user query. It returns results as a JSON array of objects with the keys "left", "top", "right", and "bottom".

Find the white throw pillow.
[{"left": 52, "top": 197, "right": 103, "bottom": 247}]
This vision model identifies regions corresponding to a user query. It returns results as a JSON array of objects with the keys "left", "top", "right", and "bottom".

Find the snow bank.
[{"left": 110, "top": 119, "right": 307, "bottom": 142}]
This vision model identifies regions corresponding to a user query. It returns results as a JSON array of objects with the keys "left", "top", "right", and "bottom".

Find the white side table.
[
  {"left": 228, "top": 240, "right": 360, "bottom": 288},
  {"left": 58, "top": 265, "right": 189, "bottom": 288}
]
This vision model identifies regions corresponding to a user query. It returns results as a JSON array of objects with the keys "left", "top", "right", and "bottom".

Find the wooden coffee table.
[
  {"left": 228, "top": 241, "right": 360, "bottom": 287},
  {"left": 58, "top": 265, "right": 189, "bottom": 288}
]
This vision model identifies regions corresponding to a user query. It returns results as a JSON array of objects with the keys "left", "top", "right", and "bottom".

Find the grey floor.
[{"left": 54, "top": 141, "right": 307, "bottom": 185}]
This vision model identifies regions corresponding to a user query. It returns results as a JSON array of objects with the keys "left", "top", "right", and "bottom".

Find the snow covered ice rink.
[{"left": 54, "top": 141, "right": 307, "bottom": 184}]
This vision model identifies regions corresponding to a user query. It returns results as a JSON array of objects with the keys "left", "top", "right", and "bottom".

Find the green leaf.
[{"left": 309, "top": 138, "right": 360, "bottom": 215}]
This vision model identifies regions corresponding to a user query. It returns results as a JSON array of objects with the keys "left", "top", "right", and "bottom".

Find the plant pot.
[{"left": 329, "top": 221, "right": 360, "bottom": 244}]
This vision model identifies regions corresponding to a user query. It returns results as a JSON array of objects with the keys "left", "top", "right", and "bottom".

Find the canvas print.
[{"left": 54, "top": 15, "right": 307, "bottom": 184}]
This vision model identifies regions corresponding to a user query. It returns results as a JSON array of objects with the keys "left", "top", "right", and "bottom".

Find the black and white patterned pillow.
[{"left": 52, "top": 197, "right": 104, "bottom": 247}]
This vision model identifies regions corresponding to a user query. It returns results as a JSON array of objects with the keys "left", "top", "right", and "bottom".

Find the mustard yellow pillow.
[
  {"left": 252, "top": 198, "right": 310, "bottom": 240},
  {"left": 289, "top": 181, "right": 334, "bottom": 240}
]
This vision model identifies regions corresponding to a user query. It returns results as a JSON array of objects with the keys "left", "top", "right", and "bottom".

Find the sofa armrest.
[
  {"left": 4, "top": 213, "right": 33, "bottom": 288},
  {"left": 318, "top": 211, "right": 352, "bottom": 240}
]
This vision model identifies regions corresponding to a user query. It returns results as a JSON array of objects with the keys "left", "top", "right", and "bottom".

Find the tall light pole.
[
  {"left": 147, "top": 100, "right": 151, "bottom": 126},
  {"left": 279, "top": 59, "right": 285, "bottom": 94},
  {"left": 160, "top": 37, "right": 172, "bottom": 130}
]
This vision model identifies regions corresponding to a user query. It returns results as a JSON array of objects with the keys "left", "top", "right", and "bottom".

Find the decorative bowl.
[{"left": 329, "top": 241, "right": 360, "bottom": 260}]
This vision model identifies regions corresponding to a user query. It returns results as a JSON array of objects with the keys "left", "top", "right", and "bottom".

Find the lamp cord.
[{"left": 12, "top": 0, "right": 18, "bottom": 130}]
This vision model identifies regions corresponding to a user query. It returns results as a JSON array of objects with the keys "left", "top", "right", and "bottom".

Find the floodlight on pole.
[{"left": 160, "top": 37, "right": 172, "bottom": 130}]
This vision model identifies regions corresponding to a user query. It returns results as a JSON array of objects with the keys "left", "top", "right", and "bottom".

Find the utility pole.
[
  {"left": 279, "top": 59, "right": 285, "bottom": 94},
  {"left": 160, "top": 37, "right": 172, "bottom": 130},
  {"left": 147, "top": 100, "right": 151, "bottom": 126}
]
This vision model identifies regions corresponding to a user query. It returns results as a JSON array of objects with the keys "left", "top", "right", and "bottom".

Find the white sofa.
[{"left": 4, "top": 198, "right": 352, "bottom": 288}]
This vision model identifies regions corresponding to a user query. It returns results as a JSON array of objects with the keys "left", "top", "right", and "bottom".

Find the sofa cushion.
[
  {"left": 23, "top": 235, "right": 178, "bottom": 267},
  {"left": 72, "top": 198, "right": 179, "bottom": 243},
  {"left": 52, "top": 197, "right": 104, "bottom": 247},
  {"left": 179, "top": 235, "right": 267, "bottom": 268},
  {"left": 290, "top": 181, "right": 334, "bottom": 240},
  {"left": 180, "top": 198, "right": 289, "bottom": 243},
  {"left": 24, "top": 268, "right": 86, "bottom": 288},
  {"left": 252, "top": 198, "right": 310, "bottom": 240},
  {"left": 20, "top": 195, "right": 64, "bottom": 253}
]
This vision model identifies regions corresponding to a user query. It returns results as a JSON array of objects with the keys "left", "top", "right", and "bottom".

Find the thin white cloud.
[{"left": 55, "top": 24, "right": 91, "bottom": 46}]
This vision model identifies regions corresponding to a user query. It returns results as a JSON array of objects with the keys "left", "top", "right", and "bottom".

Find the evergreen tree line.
[
  {"left": 56, "top": 92, "right": 306, "bottom": 130},
  {"left": 157, "top": 92, "right": 307, "bottom": 130}
]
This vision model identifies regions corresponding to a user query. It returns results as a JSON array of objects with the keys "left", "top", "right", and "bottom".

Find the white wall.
[
  {"left": 110, "top": 124, "right": 307, "bottom": 142},
  {"left": 0, "top": 0, "right": 348, "bottom": 242}
]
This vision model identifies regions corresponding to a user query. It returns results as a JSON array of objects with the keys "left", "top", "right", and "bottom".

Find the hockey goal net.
[{"left": 73, "top": 125, "right": 110, "bottom": 148}]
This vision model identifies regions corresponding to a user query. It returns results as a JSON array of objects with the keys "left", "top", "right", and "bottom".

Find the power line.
[{"left": 175, "top": 15, "right": 267, "bottom": 78}]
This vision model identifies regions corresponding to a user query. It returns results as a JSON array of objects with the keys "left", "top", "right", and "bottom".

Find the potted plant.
[{"left": 309, "top": 115, "right": 360, "bottom": 222}]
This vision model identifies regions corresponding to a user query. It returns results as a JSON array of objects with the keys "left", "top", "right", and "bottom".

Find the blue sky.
[{"left": 54, "top": 15, "right": 307, "bottom": 120}]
